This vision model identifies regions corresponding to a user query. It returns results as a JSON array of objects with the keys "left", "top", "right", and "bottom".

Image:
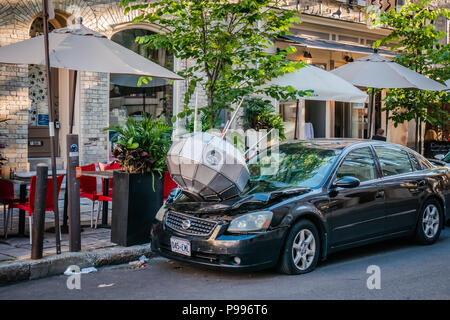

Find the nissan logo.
[{"left": 182, "top": 219, "right": 191, "bottom": 230}]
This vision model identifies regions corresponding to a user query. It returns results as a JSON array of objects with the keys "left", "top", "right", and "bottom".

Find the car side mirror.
[
  {"left": 434, "top": 154, "right": 445, "bottom": 161},
  {"left": 332, "top": 176, "right": 360, "bottom": 189}
]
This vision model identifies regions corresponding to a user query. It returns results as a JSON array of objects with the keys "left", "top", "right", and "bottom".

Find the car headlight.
[
  {"left": 227, "top": 211, "right": 273, "bottom": 233},
  {"left": 155, "top": 205, "right": 167, "bottom": 222}
]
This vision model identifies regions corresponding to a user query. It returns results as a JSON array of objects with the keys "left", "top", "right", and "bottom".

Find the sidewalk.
[
  {"left": 0, "top": 197, "right": 115, "bottom": 261},
  {"left": 0, "top": 197, "right": 153, "bottom": 285}
]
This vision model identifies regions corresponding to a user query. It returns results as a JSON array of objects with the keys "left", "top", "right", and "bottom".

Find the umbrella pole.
[
  {"left": 294, "top": 99, "right": 299, "bottom": 140},
  {"left": 143, "top": 88, "right": 145, "bottom": 114},
  {"left": 42, "top": 0, "right": 61, "bottom": 254},
  {"left": 368, "top": 88, "right": 375, "bottom": 139},
  {"left": 385, "top": 109, "right": 389, "bottom": 140}
]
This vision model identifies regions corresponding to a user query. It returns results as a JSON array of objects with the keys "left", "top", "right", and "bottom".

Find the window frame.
[
  {"left": 327, "top": 144, "right": 382, "bottom": 188},
  {"left": 373, "top": 145, "right": 417, "bottom": 178}
]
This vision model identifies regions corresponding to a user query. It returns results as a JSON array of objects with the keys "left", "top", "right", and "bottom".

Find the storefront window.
[{"left": 109, "top": 28, "right": 173, "bottom": 127}]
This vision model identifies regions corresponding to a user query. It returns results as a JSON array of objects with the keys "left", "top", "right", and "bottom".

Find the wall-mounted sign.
[
  {"left": 37, "top": 114, "right": 49, "bottom": 126},
  {"left": 29, "top": 140, "right": 43, "bottom": 146},
  {"left": 69, "top": 143, "right": 79, "bottom": 158}
]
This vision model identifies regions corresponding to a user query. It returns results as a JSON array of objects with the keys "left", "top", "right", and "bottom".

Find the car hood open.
[{"left": 168, "top": 180, "right": 310, "bottom": 217}]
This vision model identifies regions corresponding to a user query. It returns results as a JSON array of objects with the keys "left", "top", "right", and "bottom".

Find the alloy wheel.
[
  {"left": 292, "top": 229, "right": 316, "bottom": 271},
  {"left": 422, "top": 204, "right": 440, "bottom": 239}
]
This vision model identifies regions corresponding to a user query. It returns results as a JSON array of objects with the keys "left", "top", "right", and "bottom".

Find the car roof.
[
  {"left": 280, "top": 138, "right": 368, "bottom": 150},
  {"left": 279, "top": 138, "right": 420, "bottom": 152}
]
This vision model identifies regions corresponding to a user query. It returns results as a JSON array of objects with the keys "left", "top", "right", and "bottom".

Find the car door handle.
[{"left": 376, "top": 190, "right": 385, "bottom": 198}]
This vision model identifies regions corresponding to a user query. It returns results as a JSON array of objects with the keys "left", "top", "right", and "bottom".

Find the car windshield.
[
  {"left": 443, "top": 152, "right": 450, "bottom": 163},
  {"left": 247, "top": 142, "right": 341, "bottom": 188}
]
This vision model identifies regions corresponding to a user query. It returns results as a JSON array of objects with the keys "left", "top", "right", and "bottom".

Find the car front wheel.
[
  {"left": 415, "top": 199, "right": 442, "bottom": 245},
  {"left": 278, "top": 220, "right": 320, "bottom": 275}
]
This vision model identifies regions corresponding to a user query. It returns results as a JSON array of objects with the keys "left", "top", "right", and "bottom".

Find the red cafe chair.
[
  {"left": 0, "top": 180, "right": 19, "bottom": 238},
  {"left": 96, "top": 162, "right": 121, "bottom": 228},
  {"left": 79, "top": 164, "right": 102, "bottom": 228},
  {"left": 163, "top": 172, "right": 178, "bottom": 202},
  {"left": 8, "top": 174, "right": 64, "bottom": 244}
]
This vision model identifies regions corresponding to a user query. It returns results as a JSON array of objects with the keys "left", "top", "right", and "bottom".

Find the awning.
[{"left": 280, "top": 35, "right": 396, "bottom": 57}]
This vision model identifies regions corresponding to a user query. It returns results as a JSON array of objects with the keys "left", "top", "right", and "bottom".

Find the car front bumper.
[{"left": 151, "top": 221, "right": 287, "bottom": 271}]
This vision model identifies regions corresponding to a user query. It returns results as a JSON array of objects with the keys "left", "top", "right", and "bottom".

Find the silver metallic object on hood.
[{"left": 166, "top": 132, "right": 250, "bottom": 201}]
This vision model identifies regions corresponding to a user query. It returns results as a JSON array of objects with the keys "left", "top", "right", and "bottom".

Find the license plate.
[{"left": 170, "top": 237, "right": 191, "bottom": 256}]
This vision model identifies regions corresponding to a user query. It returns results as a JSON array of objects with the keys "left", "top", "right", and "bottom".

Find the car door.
[
  {"left": 327, "top": 146, "right": 385, "bottom": 247},
  {"left": 373, "top": 145, "right": 421, "bottom": 233}
]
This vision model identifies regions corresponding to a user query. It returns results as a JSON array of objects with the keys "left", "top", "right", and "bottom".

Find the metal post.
[
  {"left": 294, "top": 99, "right": 299, "bottom": 140},
  {"left": 42, "top": 0, "right": 61, "bottom": 254},
  {"left": 418, "top": 118, "right": 423, "bottom": 155},
  {"left": 368, "top": 88, "right": 376, "bottom": 139},
  {"left": 31, "top": 164, "right": 48, "bottom": 260},
  {"left": 385, "top": 109, "right": 389, "bottom": 140},
  {"left": 67, "top": 134, "right": 81, "bottom": 252}
]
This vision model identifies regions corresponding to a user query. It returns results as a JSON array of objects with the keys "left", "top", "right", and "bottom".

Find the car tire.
[
  {"left": 414, "top": 199, "right": 443, "bottom": 245},
  {"left": 278, "top": 220, "right": 320, "bottom": 275}
]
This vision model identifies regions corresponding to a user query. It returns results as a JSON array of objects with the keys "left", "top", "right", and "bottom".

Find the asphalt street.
[{"left": 1, "top": 228, "right": 450, "bottom": 300}]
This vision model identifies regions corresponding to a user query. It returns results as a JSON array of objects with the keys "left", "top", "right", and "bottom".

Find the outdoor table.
[
  {"left": 80, "top": 170, "right": 118, "bottom": 228},
  {"left": 0, "top": 178, "right": 28, "bottom": 237}
]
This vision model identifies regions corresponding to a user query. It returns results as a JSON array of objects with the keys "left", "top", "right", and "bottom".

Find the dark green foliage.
[
  {"left": 369, "top": 0, "right": 450, "bottom": 127},
  {"left": 243, "top": 97, "right": 285, "bottom": 140},
  {"left": 105, "top": 115, "right": 172, "bottom": 174},
  {"left": 120, "top": 0, "right": 309, "bottom": 129}
]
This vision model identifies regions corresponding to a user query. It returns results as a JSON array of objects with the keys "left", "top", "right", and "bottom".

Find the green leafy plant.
[
  {"left": 368, "top": 0, "right": 449, "bottom": 131},
  {"left": 105, "top": 115, "right": 172, "bottom": 176},
  {"left": 120, "top": 0, "right": 309, "bottom": 129},
  {"left": 243, "top": 98, "right": 286, "bottom": 140}
]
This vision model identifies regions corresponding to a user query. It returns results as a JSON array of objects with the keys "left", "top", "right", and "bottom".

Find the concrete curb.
[{"left": 0, "top": 244, "right": 153, "bottom": 285}]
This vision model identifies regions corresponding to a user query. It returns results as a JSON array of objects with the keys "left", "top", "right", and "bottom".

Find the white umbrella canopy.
[
  {"left": 0, "top": 21, "right": 183, "bottom": 80},
  {"left": 265, "top": 64, "right": 368, "bottom": 103},
  {"left": 330, "top": 53, "right": 446, "bottom": 91}
]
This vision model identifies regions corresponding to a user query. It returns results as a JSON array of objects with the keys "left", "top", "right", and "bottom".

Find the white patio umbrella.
[
  {"left": 0, "top": 22, "right": 183, "bottom": 80},
  {"left": 330, "top": 51, "right": 447, "bottom": 139},
  {"left": 0, "top": 17, "right": 183, "bottom": 252},
  {"left": 265, "top": 64, "right": 368, "bottom": 103},
  {"left": 264, "top": 64, "right": 368, "bottom": 139}
]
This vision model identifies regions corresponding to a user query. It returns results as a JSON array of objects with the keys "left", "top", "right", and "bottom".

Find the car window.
[
  {"left": 408, "top": 153, "right": 422, "bottom": 171},
  {"left": 444, "top": 152, "right": 450, "bottom": 163},
  {"left": 418, "top": 155, "right": 433, "bottom": 169},
  {"left": 336, "top": 147, "right": 378, "bottom": 182},
  {"left": 374, "top": 146, "right": 413, "bottom": 177},
  {"left": 247, "top": 142, "right": 340, "bottom": 188}
]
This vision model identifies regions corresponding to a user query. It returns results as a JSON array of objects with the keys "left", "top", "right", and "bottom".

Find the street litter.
[
  {"left": 64, "top": 266, "right": 98, "bottom": 275},
  {"left": 128, "top": 255, "right": 150, "bottom": 269},
  {"left": 98, "top": 283, "right": 115, "bottom": 288}
]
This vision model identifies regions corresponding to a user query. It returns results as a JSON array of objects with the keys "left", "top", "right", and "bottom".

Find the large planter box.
[{"left": 111, "top": 171, "right": 164, "bottom": 247}]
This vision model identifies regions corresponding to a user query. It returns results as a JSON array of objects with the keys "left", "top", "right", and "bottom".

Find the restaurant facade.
[{"left": 0, "top": 0, "right": 448, "bottom": 173}]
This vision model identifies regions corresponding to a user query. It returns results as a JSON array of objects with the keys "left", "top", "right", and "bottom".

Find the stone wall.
[
  {"left": 78, "top": 71, "right": 109, "bottom": 166},
  {"left": 0, "top": 1, "right": 30, "bottom": 171},
  {"left": 0, "top": 0, "right": 141, "bottom": 170}
]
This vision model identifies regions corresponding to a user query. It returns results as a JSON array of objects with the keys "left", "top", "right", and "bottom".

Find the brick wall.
[
  {"left": 0, "top": 0, "right": 147, "bottom": 170},
  {"left": 78, "top": 71, "right": 109, "bottom": 166},
  {"left": 0, "top": 1, "right": 30, "bottom": 171}
]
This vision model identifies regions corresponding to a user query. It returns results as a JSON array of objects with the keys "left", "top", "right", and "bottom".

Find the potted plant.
[{"left": 105, "top": 114, "right": 172, "bottom": 246}]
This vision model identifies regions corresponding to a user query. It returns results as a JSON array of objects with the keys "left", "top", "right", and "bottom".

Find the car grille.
[{"left": 164, "top": 211, "right": 218, "bottom": 237}]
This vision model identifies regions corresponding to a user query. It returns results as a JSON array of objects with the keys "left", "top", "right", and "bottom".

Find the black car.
[{"left": 151, "top": 139, "right": 450, "bottom": 274}]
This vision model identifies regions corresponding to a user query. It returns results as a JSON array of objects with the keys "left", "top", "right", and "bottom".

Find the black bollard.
[
  {"left": 67, "top": 134, "right": 81, "bottom": 252},
  {"left": 31, "top": 163, "right": 48, "bottom": 260}
]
